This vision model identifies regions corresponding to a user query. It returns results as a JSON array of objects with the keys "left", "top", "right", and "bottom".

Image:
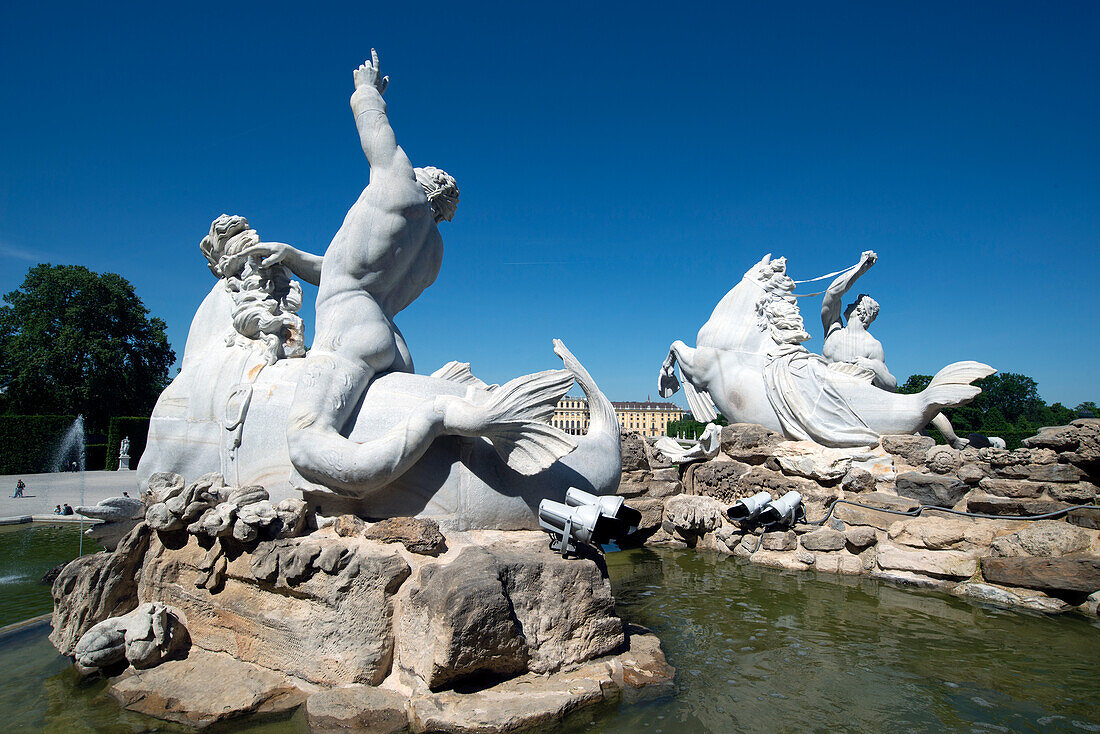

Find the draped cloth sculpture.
[
  {"left": 658, "top": 254, "right": 994, "bottom": 448},
  {"left": 137, "top": 51, "right": 621, "bottom": 530}
]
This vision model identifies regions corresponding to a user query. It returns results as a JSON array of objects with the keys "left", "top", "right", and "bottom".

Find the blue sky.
[{"left": 1, "top": 1, "right": 1096, "bottom": 406}]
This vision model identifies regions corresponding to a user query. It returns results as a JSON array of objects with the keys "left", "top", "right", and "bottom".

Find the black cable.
[{"left": 797, "top": 499, "right": 1100, "bottom": 528}]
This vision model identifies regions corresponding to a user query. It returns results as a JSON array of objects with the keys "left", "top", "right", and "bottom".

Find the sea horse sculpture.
[{"left": 658, "top": 254, "right": 994, "bottom": 448}]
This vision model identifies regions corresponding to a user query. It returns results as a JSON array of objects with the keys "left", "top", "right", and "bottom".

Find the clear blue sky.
[{"left": 1, "top": 1, "right": 1096, "bottom": 407}]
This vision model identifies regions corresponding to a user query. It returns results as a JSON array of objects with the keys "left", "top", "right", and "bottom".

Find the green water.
[
  {"left": 0, "top": 523, "right": 101, "bottom": 627},
  {"left": 1, "top": 532, "right": 1099, "bottom": 733}
]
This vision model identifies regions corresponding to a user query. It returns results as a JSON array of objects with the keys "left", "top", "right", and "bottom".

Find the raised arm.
[
  {"left": 821, "top": 250, "right": 877, "bottom": 335},
  {"left": 350, "top": 49, "right": 405, "bottom": 171}
]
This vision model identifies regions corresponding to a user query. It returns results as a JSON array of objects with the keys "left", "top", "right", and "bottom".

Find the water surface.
[
  {"left": 0, "top": 522, "right": 99, "bottom": 627},
  {"left": 1, "top": 532, "right": 1098, "bottom": 733}
]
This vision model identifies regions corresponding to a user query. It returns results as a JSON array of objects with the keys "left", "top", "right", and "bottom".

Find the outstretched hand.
[
  {"left": 354, "top": 48, "right": 389, "bottom": 95},
  {"left": 224, "top": 241, "right": 295, "bottom": 272},
  {"left": 860, "top": 250, "right": 878, "bottom": 267}
]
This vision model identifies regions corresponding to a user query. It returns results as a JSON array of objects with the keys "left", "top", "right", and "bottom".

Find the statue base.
[{"left": 51, "top": 521, "right": 673, "bottom": 731}]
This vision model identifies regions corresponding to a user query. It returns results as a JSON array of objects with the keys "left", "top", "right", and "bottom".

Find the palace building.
[{"left": 551, "top": 397, "right": 687, "bottom": 438}]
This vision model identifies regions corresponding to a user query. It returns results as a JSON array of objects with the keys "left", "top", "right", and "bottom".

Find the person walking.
[{"left": 13, "top": 479, "right": 25, "bottom": 498}]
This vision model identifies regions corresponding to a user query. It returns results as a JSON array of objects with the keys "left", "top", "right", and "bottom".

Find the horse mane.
[{"left": 696, "top": 254, "right": 810, "bottom": 353}]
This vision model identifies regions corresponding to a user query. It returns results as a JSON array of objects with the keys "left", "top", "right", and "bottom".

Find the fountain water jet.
[{"left": 49, "top": 416, "right": 86, "bottom": 553}]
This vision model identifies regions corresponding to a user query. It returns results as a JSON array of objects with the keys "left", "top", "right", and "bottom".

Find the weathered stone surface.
[
  {"left": 719, "top": 423, "right": 783, "bottom": 465},
  {"left": 626, "top": 498, "right": 667, "bottom": 536},
  {"left": 761, "top": 530, "right": 797, "bottom": 551},
  {"left": 952, "top": 582, "right": 1071, "bottom": 614},
  {"left": 617, "top": 469, "right": 681, "bottom": 499},
  {"left": 334, "top": 514, "right": 367, "bottom": 537},
  {"left": 621, "top": 431, "right": 649, "bottom": 472},
  {"left": 50, "top": 523, "right": 151, "bottom": 655},
  {"left": 957, "top": 462, "right": 988, "bottom": 485},
  {"left": 364, "top": 517, "right": 446, "bottom": 555},
  {"left": 109, "top": 650, "right": 307, "bottom": 728},
  {"left": 73, "top": 601, "right": 188, "bottom": 674},
  {"left": 394, "top": 537, "right": 623, "bottom": 690},
  {"left": 981, "top": 556, "right": 1100, "bottom": 594},
  {"left": 689, "top": 460, "right": 751, "bottom": 500},
  {"left": 996, "top": 462, "right": 1085, "bottom": 483},
  {"left": 895, "top": 472, "right": 968, "bottom": 508},
  {"left": 734, "top": 466, "right": 817, "bottom": 502},
  {"left": 1047, "top": 481, "right": 1099, "bottom": 503},
  {"left": 888, "top": 517, "right": 996, "bottom": 552},
  {"left": 1067, "top": 506, "right": 1100, "bottom": 530},
  {"left": 1024, "top": 420, "right": 1100, "bottom": 465},
  {"left": 306, "top": 685, "right": 409, "bottom": 733},
  {"left": 768, "top": 441, "right": 851, "bottom": 482},
  {"left": 841, "top": 467, "right": 876, "bottom": 493},
  {"left": 799, "top": 528, "right": 845, "bottom": 552},
  {"left": 643, "top": 437, "right": 674, "bottom": 470},
  {"left": 879, "top": 435, "right": 935, "bottom": 467},
  {"left": 663, "top": 495, "right": 724, "bottom": 535},
  {"left": 834, "top": 493, "right": 918, "bottom": 531},
  {"left": 139, "top": 533, "right": 411, "bottom": 685},
  {"left": 876, "top": 543, "right": 977, "bottom": 579},
  {"left": 147, "top": 472, "right": 185, "bottom": 503},
  {"left": 924, "top": 446, "right": 962, "bottom": 475},
  {"left": 966, "top": 494, "right": 1072, "bottom": 517},
  {"left": 977, "top": 478, "right": 1046, "bottom": 499},
  {"left": 988, "top": 521, "right": 1092, "bottom": 558},
  {"left": 844, "top": 526, "right": 878, "bottom": 549}
]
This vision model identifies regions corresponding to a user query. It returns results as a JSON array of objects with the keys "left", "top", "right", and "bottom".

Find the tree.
[
  {"left": 897, "top": 374, "right": 932, "bottom": 395},
  {"left": 0, "top": 264, "right": 175, "bottom": 431}
]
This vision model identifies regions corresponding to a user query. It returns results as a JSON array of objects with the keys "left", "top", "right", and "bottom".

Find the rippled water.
[
  {"left": 0, "top": 523, "right": 100, "bottom": 627},
  {"left": 1, "top": 532, "right": 1098, "bottom": 733}
]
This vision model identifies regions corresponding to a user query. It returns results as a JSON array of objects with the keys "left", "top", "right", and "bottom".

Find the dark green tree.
[
  {"left": 0, "top": 264, "right": 175, "bottom": 431},
  {"left": 897, "top": 374, "right": 932, "bottom": 395},
  {"left": 1076, "top": 401, "right": 1099, "bottom": 418}
]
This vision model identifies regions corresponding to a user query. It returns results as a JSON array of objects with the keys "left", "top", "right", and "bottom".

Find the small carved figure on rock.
[{"left": 73, "top": 602, "right": 188, "bottom": 675}]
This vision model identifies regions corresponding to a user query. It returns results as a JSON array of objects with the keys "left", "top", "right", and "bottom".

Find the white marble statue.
[
  {"left": 821, "top": 250, "right": 970, "bottom": 448},
  {"left": 657, "top": 254, "right": 995, "bottom": 448},
  {"left": 137, "top": 51, "right": 622, "bottom": 530},
  {"left": 653, "top": 423, "right": 722, "bottom": 464},
  {"left": 117, "top": 436, "right": 131, "bottom": 471}
]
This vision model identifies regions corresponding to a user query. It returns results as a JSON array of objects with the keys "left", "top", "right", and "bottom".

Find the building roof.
[{"left": 610, "top": 401, "right": 684, "bottom": 411}]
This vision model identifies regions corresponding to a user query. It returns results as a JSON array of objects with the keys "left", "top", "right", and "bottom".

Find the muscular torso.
[
  {"left": 823, "top": 323, "right": 886, "bottom": 366},
  {"left": 312, "top": 167, "right": 442, "bottom": 372}
]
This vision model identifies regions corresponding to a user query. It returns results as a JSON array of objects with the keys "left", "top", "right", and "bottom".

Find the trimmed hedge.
[
  {"left": 106, "top": 417, "right": 150, "bottom": 471},
  {"left": 0, "top": 415, "right": 79, "bottom": 474}
]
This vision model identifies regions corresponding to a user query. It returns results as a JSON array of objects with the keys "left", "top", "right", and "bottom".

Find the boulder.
[
  {"left": 109, "top": 650, "right": 307, "bottom": 728},
  {"left": 364, "top": 517, "right": 446, "bottom": 555},
  {"left": 1023, "top": 420, "right": 1100, "bottom": 466},
  {"left": 875, "top": 544, "right": 977, "bottom": 579},
  {"left": 966, "top": 494, "right": 1072, "bottom": 517},
  {"left": 617, "top": 469, "right": 681, "bottom": 499},
  {"left": 799, "top": 528, "right": 845, "bottom": 552},
  {"left": 306, "top": 685, "right": 408, "bottom": 734},
  {"left": 761, "top": 530, "right": 797, "bottom": 551},
  {"left": 50, "top": 523, "right": 151, "bottom": 655},
  {"left": 895, "top": 472, "right": 968, "bottom": 508},
  {"left": 734, "top": 466, "right": 817, "bottom": 502},
  {"left": 689, "top": 460, "right": 751, "bottom": 500},
  {"left": 957, "top": 463, "right": 988, "bottom": 485},
  {"left": 977, "top": 478, "right": 1046, "bottom": 499},
  {"left": 663, "top": 495, "right": 725, "bottom": 535},
  {"left": 719, "top": 423, "right": 783, "bottom": 465},
  {"left": 952, "top": 582, "right": 1071, "bottom": 614},
  {"left": 834, "top": 493, "right": 919, "bottom": 531},
  {"left": 1067, "top": 506, "right": 1100, "bottom": 530},
  {"left": 621, "top": 431, "right": 649, "bottom": 472},
  {"left": 334, "top": 514, "right": 367, "bottom": 537},
  {"left": 988, "top": 521, "right": 1092, "bottom": 558},
  {"left": 1048, "top": 482, "right": 1099, "bottom": 504},
  {"left": 995, "top": 462, "right": 1085, "bottom": 483},
  {"left": 981, "top": 556, "right": 1100, "bottom": 594},
  {"left": 139, "top": 533, "right": 411, "bottom": 686},
  {"left": 768, "top": 441, "right": 852, "bottom": 483},
  {"left": 393, "top": 537, "right": 623, "bottom": 690},
  {"left": 844, "top": 526, "right": 878, "bottom": 550},
  {"left": 841, "top": 468, "right": 876, "bottom": 493},
  {"left": 879, "top": 435, "right": 935, "bottom": 467},
  {"left": 147, "top": 472, "right": 186, "bottom": 503},
  {"left": 887, "top": 517, "right": 996, "bottom": 552}
]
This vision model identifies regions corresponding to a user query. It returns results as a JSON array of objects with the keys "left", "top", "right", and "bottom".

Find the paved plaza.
[{"left": 0, "top": 470, "right": 141, "bottom": 521}]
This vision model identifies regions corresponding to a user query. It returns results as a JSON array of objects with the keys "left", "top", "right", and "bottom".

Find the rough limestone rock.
[
  {"left": 110, "top": 650, "right": 307, "bottom": 728},
  {"left": 642, "top": 436, "right": 674, "bottom": 470},
  {"left": 768, "top": 441, "right": 852, "bottom": 483},
  {"left": 988, "top": 521, "right": 1092, "bottom": 558},
  {"left": 689, "top": 460, "right": 751, "bottom": 499},
  {"left": 844, "top": 526, "right": 878, "bottom": 550},
  {"left": 841, "top": 468, "right": 876, "bottom": 493},
  {"left": 879, "top": 434, "right": 935, "bottom": 467},
  {"left": 663, "top": 495, "right": 725, "bottom": 535},
  {"left": 966, "top": 494, "right": 1071, "bottom": 517},
  {"left": 977, "top": 478, "right": 1046, "bottom": 499},
  {"left": 364, "top": 516, "right": 446, "bottom": 555},
  {"left": 138, "top": 532, "right": 411, "bottom": 685},
  {"left": 306, "top": 685, "right": 409, "bottom": 734},
  {"left": 1048, "top": 482, "right": 1099, "bottom": 503},
  {"left": 1024, "top": 419, "right": 1100, "bottom": 466},
  {"left": 51, "top": 523, "right": 152, "bottom": 655},
  {"left": 895, "top": 472, "right": 968, "bottom": 508},
  {"left": 627, "top": 498, "right": 667, "bottom": 537},
  {"left": 762, "top": 530, "right": 797, "bottom": 551},
  {"left": 875, "top": 544, "right": 978, "bottom": 579},
  {"left": 834, "top": 493, "right": 918, "bottom": 531},
  {"left": 617, "top": 469, "right": 681, "bottom": 499},
  {"left": 888, "top": 516, "right": 998, "bottom": 552},
  {"left": 719, "top": 423, "right": 783, "bottom": 465},
  {"left": 799, "top": 528, "right": 845, "bottom": 552},
  {"left": 147, "top": 472, "right": 186, "bottom": 503},
  {"left": 981, "top": 556, "right": 1100, "bottom": 594},
  {"left": 394, "top": 536, "right": 623, "bottom": 690},
  {"left": 621, "top": 431, "right": 649, "bottom": 472},
  {"left": 734, "top": 466, "right": 817, "bottom": 503},
  {"left": 334, "top": 514, "right": 368, "bottom": 537},
  {"left": 957, "top": 462, "right": 988, "bottom": 485},
  {"left": 953, "top": 582, "right": 1071, "bottom": 614}
]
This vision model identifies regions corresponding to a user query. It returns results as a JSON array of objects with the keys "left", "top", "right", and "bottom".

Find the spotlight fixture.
[
  {"left": 726, "top": 491, "right": 774, "bottom": 524},
  {"left": 538, "top": 488, "right": 642, "bottom": 557},
  {"left": 757, "top": 490, "right": 804, "bottom": 527}
]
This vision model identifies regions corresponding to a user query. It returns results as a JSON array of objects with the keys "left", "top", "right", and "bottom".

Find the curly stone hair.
[{"left": 414, "top": 166, "right": 460, "bottom": 223}]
